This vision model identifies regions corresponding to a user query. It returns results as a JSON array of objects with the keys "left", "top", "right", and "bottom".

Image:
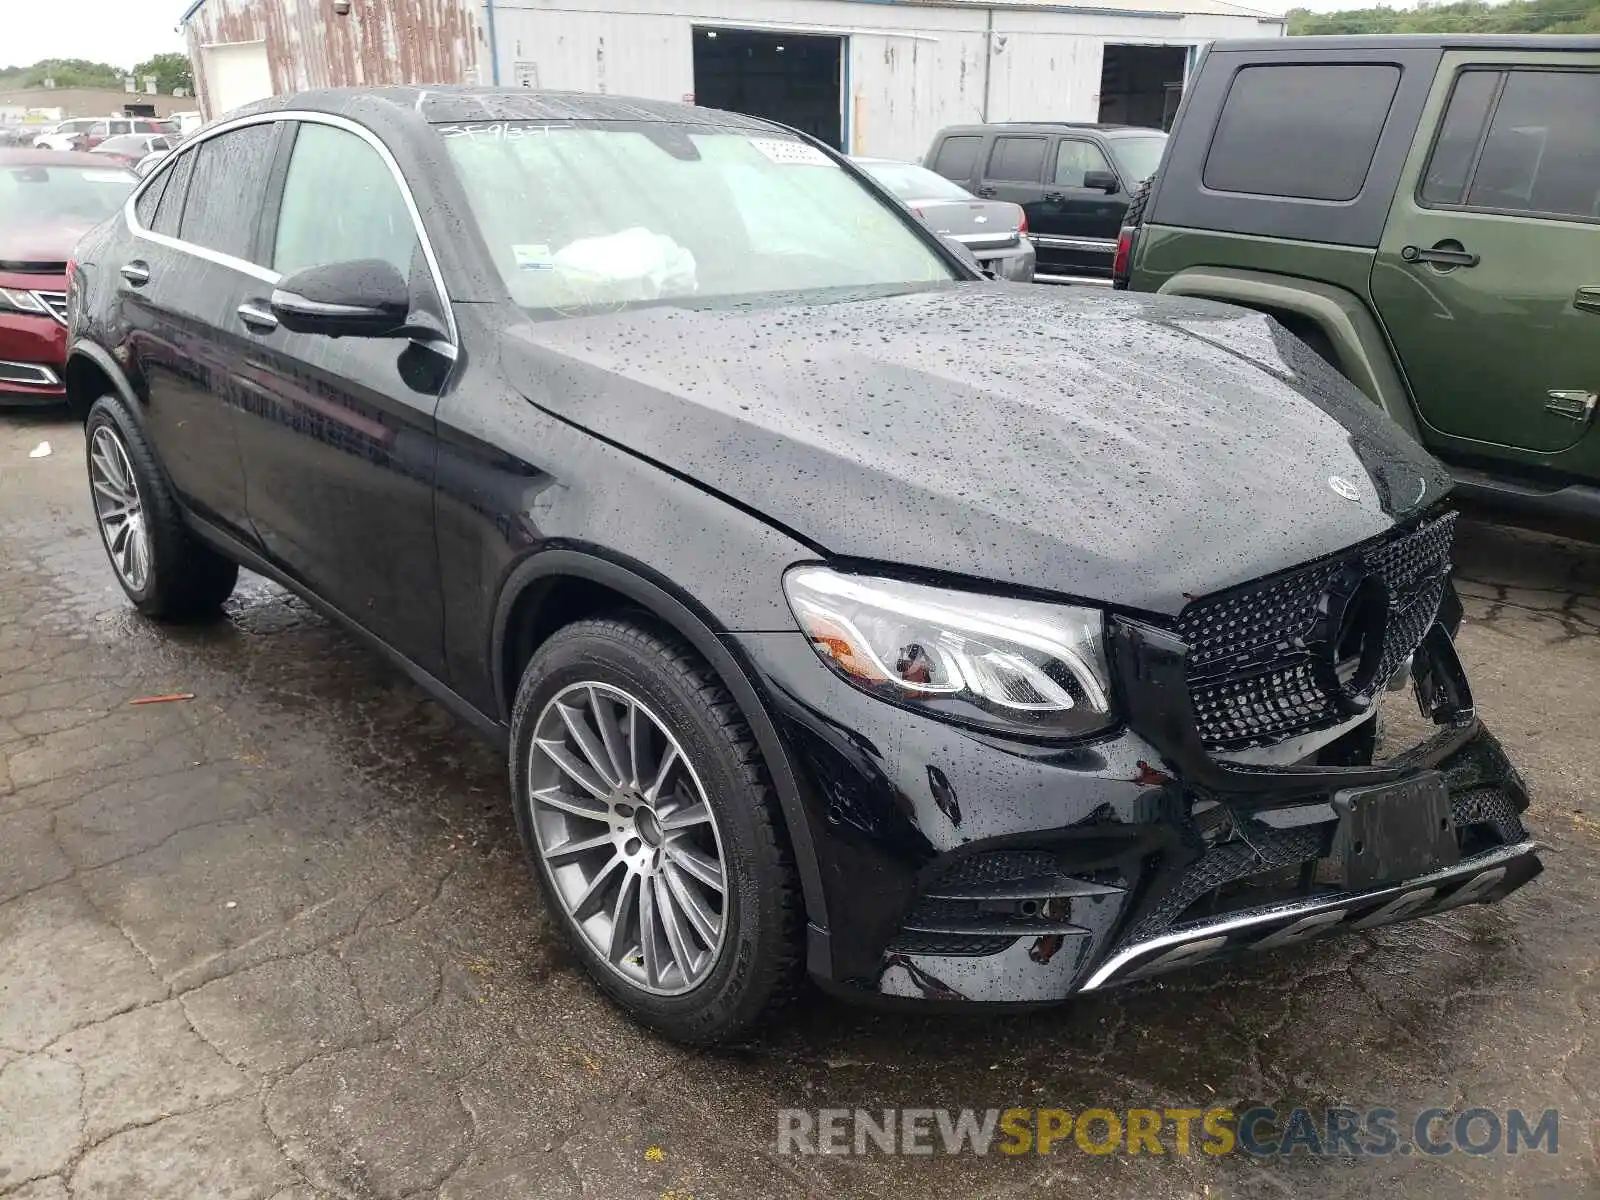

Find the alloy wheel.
[
  {"left": 89, "top": 425, "right": 151, "bottom": 592},
  {"left": 528, "top": 681, "right": 729, "bottom": 995}
]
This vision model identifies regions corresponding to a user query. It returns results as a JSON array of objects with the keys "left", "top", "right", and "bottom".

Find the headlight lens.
[
  {"left": 783, "top": 566, "right": 1114, "bottom": 737},
  {"left": 0, "top": 288, "right": 47, "bottom": 316}
]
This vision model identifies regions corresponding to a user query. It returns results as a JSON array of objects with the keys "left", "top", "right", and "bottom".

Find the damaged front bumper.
[{"left": 736, "top": 607, "right": 1541, "bottom": 1008}]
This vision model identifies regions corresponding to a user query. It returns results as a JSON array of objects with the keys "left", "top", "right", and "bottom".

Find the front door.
[
  {"left": 234, "top": 118, "right": 451, "bottom": 675},
  {"left": 1030, "top": 136, "right": 1126, "bottom": 280},
  {"left": 1372, "top": 60, "right": 1600, "bottom": 459}
]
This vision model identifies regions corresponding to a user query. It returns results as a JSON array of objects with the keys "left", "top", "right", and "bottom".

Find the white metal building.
[{"left": 183, "top": 0, "right": 1285, "bottom": 160}]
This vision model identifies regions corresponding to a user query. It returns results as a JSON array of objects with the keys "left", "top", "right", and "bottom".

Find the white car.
[
  {"left": 33, "top": 116, "right": 174, "bottom": 152},
  {"left": 32, "top": 118, "right": 101, "bottom": 151}
]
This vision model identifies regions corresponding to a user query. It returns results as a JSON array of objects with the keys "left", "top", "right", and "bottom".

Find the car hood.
[
  {"left": 0, "top": 216, "right": 97, "bottom": 270},
  {"left": 502, "top": 284, "right": 1450, "bottom": 616}
]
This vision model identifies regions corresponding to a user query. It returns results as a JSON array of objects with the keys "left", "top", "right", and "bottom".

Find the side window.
[
  {"left": 151, "top": 136, "right": 171, "bottom": 152},
  {"left": 151, "top": 150, "right": 195, "bottom": 236},
  {"left": 271, "top": 122, "right": 420, "bottom": 278},
  {"left": 134, "top": 164, "right": 170, "bottom": 228},
  {"left": 1203, "top": 64, "right": 1402, "bottom": 201},
  {"left": 1466, "top": 70, "right": 1600, "bottom": 221},
  {"left": 1420, "top": 71, "right": 1500, "bottom": 206},
  {"left": 89, "top": 121, "right": 110, "bottom": 138},
  {"left": 111, "top": 121, "right": 131, "bottom": 136},
  {"left": 1053, "top": 139, "right": 1114, "bottom": 188},
  {"left": 931, "top": 135, "right": 982, "bottom": 181},
  {"left": 987, "top": 137, "right": 1047, "bottom": 183},
  {"left": 179, "top": 123, "right": 277, "bottom": 262}
]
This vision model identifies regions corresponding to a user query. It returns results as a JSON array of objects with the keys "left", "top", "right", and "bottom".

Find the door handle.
[
  {"left": 119, "top": 261, "right": 150, "bottom": 286},
  {"left": 1545, "top": 391, "right": 1598, "bottom": 422},
  {"left": 236, "top": 302, "right": 278, "bottom": 333},
  {"left": 1576, "top": 287, "right": 1600, "bottom": 315},
  {"left": 1401, "top": 243, "right": 1480, "bottom": 269}
]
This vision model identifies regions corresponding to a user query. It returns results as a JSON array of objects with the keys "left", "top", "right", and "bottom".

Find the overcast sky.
[
  {"left": 5, "top": 0, "right": 186, "bottom": 71},
  {"left": 7, "top": 0, "right": 1414, "bottom": 71}
]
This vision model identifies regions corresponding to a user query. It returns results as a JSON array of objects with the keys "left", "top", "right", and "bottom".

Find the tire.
[
  {"left": 1112, "top": 176, "right": 1154, "bottom": 291},
  {"left": 1122, "top": 175, "right": 1154, "bottom": 233},
  {"left": 509, "top": 616, "right": 803, "bottom": 1044},
  {"left": 84, "top": 395, "right": 238, "bottom": 621}
]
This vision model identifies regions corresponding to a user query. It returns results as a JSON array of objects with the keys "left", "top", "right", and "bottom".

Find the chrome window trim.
[{"left": 123, "top": 108, "right": 458, "bottom": 346}]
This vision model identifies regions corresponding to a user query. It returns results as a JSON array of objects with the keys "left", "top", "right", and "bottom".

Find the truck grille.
[{"left": 1177, "top": 513, "right": 1456, "bottom": 751}]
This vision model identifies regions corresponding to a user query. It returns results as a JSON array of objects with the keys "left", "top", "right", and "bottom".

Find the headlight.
[
  {"left": 783, "top": 566, "right": 1114, "bottom": 738},
  {"left": 0, "top": 288, "right": 47, "bottom": 316}
]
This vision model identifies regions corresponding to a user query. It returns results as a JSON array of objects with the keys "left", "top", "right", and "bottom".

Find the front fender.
[{"left": 490, "top": 545, "right": 833, "bottom": 952}]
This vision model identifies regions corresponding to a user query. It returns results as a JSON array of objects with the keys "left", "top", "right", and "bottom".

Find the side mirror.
[
  {"left": 939, "top": 234, "right": 985, "bottom": 276},
  {"left": 270, "top": 259, "right": 411, "bottom": 338},
  {"left": 1083, "top": 169, "right": 1120, "bottom": 193}
]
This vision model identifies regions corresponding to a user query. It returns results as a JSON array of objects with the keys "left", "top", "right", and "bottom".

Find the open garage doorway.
[
  {"left": 1098, "top": 45, "right": 1188, "bottom": 131},
  {"left": 692, "top": 27, "right": 844, "bottom": 150}
]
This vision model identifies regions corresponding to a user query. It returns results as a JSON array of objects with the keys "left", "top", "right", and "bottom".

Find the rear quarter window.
[
  {"left": 1203, "top": 64, "right": 1402, "bottom": 201},
  {"left": 931, "top": 135, "right": 982, "bottom": 181}
]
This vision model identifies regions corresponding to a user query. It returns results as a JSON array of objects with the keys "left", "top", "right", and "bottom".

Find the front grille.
[
  {"left": 1177, "top": 513, "right": 1456, "bottom": 751},
  {"left": 33, "top": 291, "right": 67, "bottom": 326}
]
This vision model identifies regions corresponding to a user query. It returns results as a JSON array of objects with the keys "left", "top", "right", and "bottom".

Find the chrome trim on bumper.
[
  {"left": 0, "top": 360, "right": 62, "bottom": 387},
  {"left": 1035, "top": 274, "right": 1112, "bottom": 287},
  {"left": 1029, "top": 234, "right": 1118, "bottom": 252},
  {"left": 1081, "top": 839, "right": 1542, "bottom": 991}
]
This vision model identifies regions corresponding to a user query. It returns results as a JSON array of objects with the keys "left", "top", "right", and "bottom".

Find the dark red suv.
[{"left": 0, "top": 149, "right": 135, "bottom": 404}]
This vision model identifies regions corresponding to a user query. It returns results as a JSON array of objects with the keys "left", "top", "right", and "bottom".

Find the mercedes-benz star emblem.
[
  {"left": 1315, "top": 566, "right": 1392, "bottom": 715},
  {"left": 1329, "top": 476, "right": 1362, "bottom": 502}
]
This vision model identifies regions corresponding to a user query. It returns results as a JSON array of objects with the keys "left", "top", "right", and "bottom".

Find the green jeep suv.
[{"left": 1122, "top": 36, "right": 1600, "bottom": 523}]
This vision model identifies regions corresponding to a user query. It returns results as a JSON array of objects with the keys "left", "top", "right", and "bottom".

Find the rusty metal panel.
[{"left": 186, "top": 0, "right": 479, "bottom": 118}]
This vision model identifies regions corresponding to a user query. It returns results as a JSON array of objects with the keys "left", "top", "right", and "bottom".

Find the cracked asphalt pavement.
[{"left": 2, "top": 414, "right": 1597, "bottom": 1200}]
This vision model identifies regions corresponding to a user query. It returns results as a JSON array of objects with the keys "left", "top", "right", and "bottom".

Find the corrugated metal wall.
[
  {"left": 182, "top": 0, "right": 1280, "bottom": 156},
  {"left": 185, "top": 0, "right": 479, "bottom": 118},
  {"left": 486, "top": 0, "right": 1279, "bottom": 161}
]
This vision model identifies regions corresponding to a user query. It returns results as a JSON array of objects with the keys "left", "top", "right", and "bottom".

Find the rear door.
[
  {"left": 1372, "top": 56, "right": 1600, "bottom": 461},
  {"left": 976, "top": 134, "right": 1050, "bottom": 233},
  {"left": 233, "top": 117, "right": 452, "bottom": 672},
  {"left": 927, "top": 132, "right": 985, "bottom": 190},
  {"left": 1030, "top": 136, "right": 1126, "bottom": 281},
  {"left": 122, "top": 123, "right": 280, "bottom": 534}
]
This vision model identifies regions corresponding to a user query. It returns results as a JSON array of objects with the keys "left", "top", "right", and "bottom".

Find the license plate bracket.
[{"left": 1331, "top": 772, "right": 1459, "bottom": 888}]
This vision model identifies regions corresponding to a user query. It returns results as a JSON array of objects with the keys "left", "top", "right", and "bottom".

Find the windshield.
[
  {"left": 1107, "top": 135, "right": 1167, "bottom": 186},
  {"left": 440, "top": 121, "right": 957, "bottom": 314},
  {"left": 0, "top": 163, "right": 136, "bottom": 224},
  {"left": 857, "top": 160, "right": 973, "bottom": 202}
]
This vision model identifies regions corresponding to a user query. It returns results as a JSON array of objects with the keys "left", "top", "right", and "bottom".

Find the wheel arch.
[
  {"left": 65, "top": 339, "right": 141, "bottom": 424},
  {"left": 1156, "top": 267, "right": 1422, "bottom": 441},
  {"left": 492, "top": 547, "right": 830, "bottom": 937}
]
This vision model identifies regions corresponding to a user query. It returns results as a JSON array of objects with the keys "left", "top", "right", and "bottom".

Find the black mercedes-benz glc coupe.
[{"left": 64, "top": 87, "right": 1540, "bottom": 1044}]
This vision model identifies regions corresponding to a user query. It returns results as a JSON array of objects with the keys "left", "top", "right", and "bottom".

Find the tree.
[
  {"left": 1288, "top": 0, "right": 1600, "bottom": 36},
  {"left": 132, "top": 52, "right": 195, "bottom": 96},
  {"left": 0, "top": 58, "right": 126, "bottom": 89}
]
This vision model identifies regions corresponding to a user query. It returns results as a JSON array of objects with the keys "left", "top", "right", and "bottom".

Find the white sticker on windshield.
[
  {"left": 748, "top": 138, "right": 831, "bottom": 166},
  {"left": 83, "top": 170, "right": 134, "bottom": 183},
  {"left": 513, "top": 244, "right": 555, "bottom": 271}
]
